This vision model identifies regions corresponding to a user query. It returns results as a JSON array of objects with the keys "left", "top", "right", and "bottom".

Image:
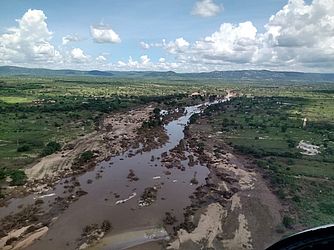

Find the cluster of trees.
[
  {"left": 137, "top": 93, "right": 187, "bottom": 104},
  {"left": 16, "top": 141, "right": 61, "bottom": 156},
  {"left": 142, "top": 108, "right": 162, "bottom": 128},
  {"left": 233, "top": 144, "right": 301, "bottom": 159},
  {"left": 189, "top": 113, "right": 200, "bottom": 124},
  {"left": 77, "top": 150, "right": 95, "bottom": 164},
  {"left": 41, "top": 141, "right": 61, "bottom": 156},
  {"left": 0, "top": 168, "right": 27, "bottom": 187},
  {"left": 0, "top": 93, "right": 188, "bottom": 115}
]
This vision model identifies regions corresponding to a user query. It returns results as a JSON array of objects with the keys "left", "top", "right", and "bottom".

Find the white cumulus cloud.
[
  {"left": 261, "top": 0, "right": 334, "bottom": 68},
  {"left": 0, "top": 9, "right": 61, "bottom": 64},
  {"left": 192, "top": 0, "right": 223, "bottom": 17},
  {"left": 90, "top": 25, "right": 121, "bottom": 43},
  {"left": 163, "top": 37, "right": 190, "bottom": 54},
  {"left": 140, "top": 55, "right": 150, "bottom": 65},
  {"left": 62, "top": 34, "right": 81, "bottom": 45},
  {"left": 193, "top": 21, "right": 259, "bottom": 63},
  {"left": 140, "top": 41, "right": 150, "bottom": 49},
  {"left": 1, "top": 1, "right": 334, "bottom": 72},
  {"left": 96, "top": 55, "right": 107, "bottom": 62},
  {"left": 115, "top": 56, "right": 181, "bottom": 71},
  {"left": 157, "top": 0, "right": 334, "bottom": 72},
  {"left": 70, "top": 48, "right": 88, "bottom": 63}
]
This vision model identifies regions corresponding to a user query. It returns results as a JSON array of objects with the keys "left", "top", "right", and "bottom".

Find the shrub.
[
  {"left": 256, "top": 160, "right": 267, "bottom": 168},
  {"left": 17, "top": 144, "right": 31, "bottom": 152},
  {"left": 27, "top": 139, "right": 44, "bottom": 147},
  {"left": 189, "top": 114, "right": 199, "bottom": 124},
  {"left": 286, "top": 138, "right": 297, "bottom": 148},
  {"left": 0, "top": 168, "right": 27, "bottom": 186},
  {"left": 101, "top": 220, "right": 112, "bottom": 232},
  {"left": 281, "top": 125, "right": 288, "bottom": 133},
  {"left": 276, "top": 189, "right": 286, "bottom": 199},
  {"left": 197, "top": 142, "right": 205, "bottom": 153},
  {"left": 141, "top": 108, "right": 163, "bottom": 128},
  {"left": 41, "top": 141, "right": 61, "bottom": 156},
  {"left": 8, "top": 169, "right": 27, "bottom": 186},
  {"left": 292, "top": 195, "right": 301, "bottom": 203},
  {"left": 0, "top": 168, "right": 6, "bottom": 180},
  {"left": 282, "top": 215, "right": 294, "bottom": 229},
  {"left": 153, "top": 107, "right": 161, "bottom": 118},
  {"left": 319, "top": 201, "right": 334, "bottom": 215},
  {"left": 79, "top": 151, "right": 94, "bottom": 163},
  {"left": 287, "top": 159, "right": 295, "bottom": 165}
]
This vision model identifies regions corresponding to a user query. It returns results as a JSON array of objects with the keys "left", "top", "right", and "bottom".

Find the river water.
[{"left": 1, "top": 98, "right": 228, "bottom": 250}]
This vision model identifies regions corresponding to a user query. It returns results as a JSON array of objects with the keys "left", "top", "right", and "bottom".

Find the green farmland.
[{"left": 209, "top": 84, "right": 334, "bottom": 227}]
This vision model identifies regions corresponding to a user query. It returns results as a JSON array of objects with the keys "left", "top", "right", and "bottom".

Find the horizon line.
[{"left": 1, "top": 65, "right": 334, "bottom": 75}]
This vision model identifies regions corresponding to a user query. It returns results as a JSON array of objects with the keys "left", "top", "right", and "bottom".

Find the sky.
[{"left": 0, "top": 0, "right": 333, "bottom": 73}]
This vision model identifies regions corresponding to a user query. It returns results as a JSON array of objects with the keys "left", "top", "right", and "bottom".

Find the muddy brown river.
[{"left": 0, "top": 99, "right": 227, "bottom": 250}]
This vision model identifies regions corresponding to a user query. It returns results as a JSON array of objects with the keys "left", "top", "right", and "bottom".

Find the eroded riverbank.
[
  {"left": 0, "top": 97, "right": 222, "bottom": 249},
  {"left": 0, "top": 92, "right": 284, "bottom": 250},
  {"left": 168, "top": 115, "right": 284, "bottom": 249}
]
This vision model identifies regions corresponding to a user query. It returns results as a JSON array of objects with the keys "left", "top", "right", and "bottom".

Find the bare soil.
[
  {"left": 26, "top": 105, "right": 154, "bottom": 180},
  {"left": 168, "top": 116, "right": 284, "bottom": 250}
]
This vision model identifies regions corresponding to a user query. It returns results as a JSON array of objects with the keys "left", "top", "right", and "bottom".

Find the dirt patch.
[
  {"left": 0, "top": 224, "right": 49, "bottom": 250},
  {"left": 297, "top": 140, "right": 320, "bottom": 155},
  {"left": 0, "top": 105, "right": 157, "bottom": 204},
  {"left": 25, "top": 105, "right": 154, "bottom": 181},
  {"left": 168, "top": 203, "right": 226, "bottom": 249},
  {"left": 169, "top": 106, "right": 284, "bottom": 249},
  {"left": 12, "top": 226, "right": 48, "bottom": 250},
  {"left": 223, "top": 213, "right": 252, "bottom": 250}
]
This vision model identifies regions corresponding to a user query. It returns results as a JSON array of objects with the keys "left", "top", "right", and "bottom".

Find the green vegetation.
[
  {"left": 209, "top": 84, "right": 334, "bottom": 228},
  {"left": 282, "top": 215, "right": 295, "bottom": 229},
  {"left": 41, "top": 141, "right": 61, "bottom": 156},
  {"left": 0, "top": 168, "right": 26, "bottom": 186},
  {"left": 142, "top": 107, "right": 163, "bottom": 128},
  {"left": 78, "top": 151, "right": 95, "bottom": 163},
  {"left": 1, "top": 73, "right": 333, "bottom": 230},
  {"left": 189, "top": 113, "right": 200, "bottom": 124},
  {"left": 17, "top": 144, "right": 31, "bottom": 152},
  {"left": 0, "top": 75, "right": 227, "bottom": 175}
]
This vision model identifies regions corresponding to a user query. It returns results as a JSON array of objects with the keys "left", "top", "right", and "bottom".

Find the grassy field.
[
  {"left": 207, "top": 83, "right": 334, "bottom": 228},
  {"left": 0, "top": 76, "right": 228, "bottom": 187}
]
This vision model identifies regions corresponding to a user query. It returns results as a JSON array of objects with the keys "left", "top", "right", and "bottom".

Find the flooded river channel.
[{"left": 1, "top": 99, "right": 227, "bottom": 250}]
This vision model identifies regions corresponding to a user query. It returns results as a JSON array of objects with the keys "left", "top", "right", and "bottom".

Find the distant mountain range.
[
  {"left": 0, "top": 66, "right": 115, "bottom": 77},
  {"left": 1, "top": 66, "right": 334, "bottom": 82}
]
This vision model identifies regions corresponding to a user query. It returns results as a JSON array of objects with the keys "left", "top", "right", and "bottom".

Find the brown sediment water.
[
  {"left": 0, "top": 99, "right": 228, "bottom": 250},
  {"left": 90, "top": 227, "right": 169, "bottom": 250}
]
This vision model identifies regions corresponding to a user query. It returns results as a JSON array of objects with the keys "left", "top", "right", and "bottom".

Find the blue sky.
[{"left": 0, "top": 0, "right": 333, "bottom": 72}]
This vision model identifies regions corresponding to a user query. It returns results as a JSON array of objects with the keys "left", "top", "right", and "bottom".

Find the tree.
[
  {"left": 281, "top": 125, "right": 288, "bottom": 133},
  {"left": 17, "top": 144, "right": 31, "bottom": 152},
  {"left": 79, "top": 151, "right": 94, "bottom": 163},
  {"left": 41, "top": 141, "right": 61, "bottom": 156},
  {"left": 153, "top": 107, "right": 161, "bottom": 119}
]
